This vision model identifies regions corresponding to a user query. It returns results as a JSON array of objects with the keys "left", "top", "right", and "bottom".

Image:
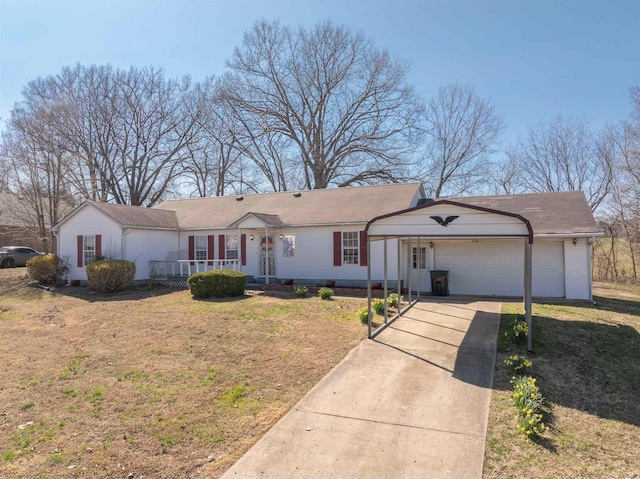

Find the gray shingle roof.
[
  {"left": 57, "top": 186, "right": 599, "bottom": 236},
  {"left": 156, "top": 183, "right": 423, "bottom": 229},
  {"left": 87, "top": 201, "right": 179, "bottom": 229},
  {"left": 434, "top": 191, "right": 599, "bottom": 235}
]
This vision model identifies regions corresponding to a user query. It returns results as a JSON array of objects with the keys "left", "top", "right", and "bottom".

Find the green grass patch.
[
  {"left": 485, "top": 283, "right": 640, "bottom": 478},
  {"left": 58, "top": 357, "right": 85, "bottom": 380}
]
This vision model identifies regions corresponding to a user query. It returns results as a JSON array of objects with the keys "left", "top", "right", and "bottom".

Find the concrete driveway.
[{"left": 221, "top": 298, "right": 502, "bottom": 479}]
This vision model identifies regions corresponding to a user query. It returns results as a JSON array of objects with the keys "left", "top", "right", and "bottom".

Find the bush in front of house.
[
  {"left": 26, "top": 254, "right": 68, "bottom": 285},
  {"left": 86, "top": 259, "right": 136, "bottom": 293},
  {"left": 294, "top": 285, "right": 308, "bottom": 297},
  {"left": 188, "top": 270, "right": 246, "bottom": 299},
  {"left": 318, "top": 287, "right": 333, "bottom": 300}
]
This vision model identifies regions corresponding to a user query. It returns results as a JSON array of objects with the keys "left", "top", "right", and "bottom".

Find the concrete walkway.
[{"left": 221, "top": 299, "right": 501, "bottom": 479}]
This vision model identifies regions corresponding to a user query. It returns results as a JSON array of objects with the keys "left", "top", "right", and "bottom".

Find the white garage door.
[{"left": 433, "top": 240, "right": 564, "bottom": 297}]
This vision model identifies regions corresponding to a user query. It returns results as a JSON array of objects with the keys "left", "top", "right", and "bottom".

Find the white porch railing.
[{"left": 149, "top": 260, "right": 239, "bottom": 279}]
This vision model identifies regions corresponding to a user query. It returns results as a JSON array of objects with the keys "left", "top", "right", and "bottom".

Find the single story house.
[{"left": 52, "top": 183, "right": 601, "bottom": 300}]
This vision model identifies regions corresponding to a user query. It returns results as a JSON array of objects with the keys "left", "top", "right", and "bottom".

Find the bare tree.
[
  {"left": 509, "top": 116, "right": 613, "bottom": 211},
  {"left": 224, "top": 19, "right": 422, "bottom": 190},
  {"left": 417, "top": 84, "right": 504, "bottom": 198},
  {"left": 15, "top": 64, "right": 203, "bottom": 207},
  {"left": 491, "top": 146, "right": 526, "bottom": 195},
  {"left": 617, "top": 86, "right": 640, "bottom": 216},
  {"left": 181, "top": 77, "right": 261, "bottom": 197},
  {"left": 1, "top": 109, "right": 74, "bottom": 250}
]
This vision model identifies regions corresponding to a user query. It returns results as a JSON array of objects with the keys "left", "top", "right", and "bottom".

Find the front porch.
[{"left": 148, "top": 259, "right": 240, "bottom": 280}]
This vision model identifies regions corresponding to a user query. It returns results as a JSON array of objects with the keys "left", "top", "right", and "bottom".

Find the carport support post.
[
  {"left": 383, "top": 238, "right": 389, "bottom": 322},
  {"left": 397, "top": 239, "right": 401, "bottom": 305},
  {"left": 407, "top": 238, "right": 412, "bottom": 304},
  {"left": 417, "top": 237, "right": 421, "bottom": 299},
  {"left": 367, "top": 235, "right": 372, "bottom": 338},
  {"left": 524, "top": 240, "right": 533, "bottom": 351}
]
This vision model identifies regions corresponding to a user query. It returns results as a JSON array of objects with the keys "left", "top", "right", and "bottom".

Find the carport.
[{"left": 365, "top": 199, "right": 534, "bottom": 350}]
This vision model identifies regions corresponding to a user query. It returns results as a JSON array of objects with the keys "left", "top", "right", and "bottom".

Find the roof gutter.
[{"left": 534, "top": 232, "right": 604, "bottom": 238}]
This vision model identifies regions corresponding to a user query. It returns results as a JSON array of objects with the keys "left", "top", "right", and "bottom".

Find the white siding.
[
  {"left": 125, "top": 229, "right": 179, "bottom": 280},
  {"left": 564, "top": 238, "right": 591, "bottom": 300},
  {"left": 236, "top": 226, "right": 399, "bottom": 282},
  {"left": 57, "top": 205, "right": 123, "bottom": 281},
  {"left": 368, "top": 204, "right": 530, "bottom": 239}
]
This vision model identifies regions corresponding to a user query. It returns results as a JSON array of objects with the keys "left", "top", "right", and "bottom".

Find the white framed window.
[
  {"left": 195, "top": 236, "right": 207, "bottom": 261},
  {"left": 342, "top": 231, "right": 359, "bottom": 265},
  {"left": 226, "top": 235, "right": 238, "bottom": 260},
  {"left": 412, "top": 247, "right": 427, "bottom": 269},
  {"left": 83, "top": 235, "right": 95, "bottom": 266}
]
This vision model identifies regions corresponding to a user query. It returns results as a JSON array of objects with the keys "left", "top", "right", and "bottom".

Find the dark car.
[{"left": 0, "top": 246, "right": 45, "bottom": 267}]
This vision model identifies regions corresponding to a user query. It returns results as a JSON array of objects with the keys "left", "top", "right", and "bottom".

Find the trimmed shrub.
[
  {"left": 188, "top": 270, "right": 246, "bottom": 299},
  {"left": 86, "top": 260, "right": 136, "bottom": 293},
  {"left": 318, "top": 287, "right": 333, "bottom": 300},
  {"left": 26, "top": 254, "right": 68, "bottom": 285}
]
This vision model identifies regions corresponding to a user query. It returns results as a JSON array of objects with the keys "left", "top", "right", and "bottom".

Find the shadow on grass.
[
  {"left": 496, "top": 297, "right": 640, "bottom": 430},
  {"left": 45, "top": 283, "right": 183, "bottom": 303}
]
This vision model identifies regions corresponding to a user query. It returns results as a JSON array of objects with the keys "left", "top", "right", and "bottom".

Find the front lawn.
[
  {"left": 0, "top": 269, "right": 367, "bottom": 478},
  {"left": 484, "top": 282, "right": 640, "bottom": 478}
]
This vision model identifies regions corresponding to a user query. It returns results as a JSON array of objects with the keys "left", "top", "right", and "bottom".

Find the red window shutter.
[
  {"left": 207, "top": 235, "right": 215, "bottom": 265},
  {"left": 359, "top": 231, "right": 367, "bottom": 267},
  {"left": 241, "top": 234, "right": 247, "bottom": 266},
  {"left": 333, "top": 231, "right": 342, "bottom": 266},
  {"left": 218, "top": 235, "right": 225, "bottom": 260},
  {"left": 188, "top": 235, "right": 195, "bottom": 265},
  {"left": 77, "top": 235, "right": 83, "bottom": 267},
  {"left": 95, "top": 235, "right": 102, "bottom": 259}
]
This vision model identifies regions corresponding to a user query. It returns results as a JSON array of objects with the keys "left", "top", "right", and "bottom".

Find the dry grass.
[
  {"left": 484, "top": 281, "right": 640, "bottom": 478},
  {"left": 0, "top": 269, "right": 367, "bottom": 478}
]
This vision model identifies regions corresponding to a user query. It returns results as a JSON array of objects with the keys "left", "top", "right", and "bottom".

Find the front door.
[
  {"left": 410, "top": 245, "right": 430, "bottom": 292},
  {"left": 260, "top": 235, "right": 276, "bottom": 276}
]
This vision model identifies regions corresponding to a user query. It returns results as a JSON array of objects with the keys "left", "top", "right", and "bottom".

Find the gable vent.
[{"left": 236, "top": 196, "right": 244, "bottom": 201}]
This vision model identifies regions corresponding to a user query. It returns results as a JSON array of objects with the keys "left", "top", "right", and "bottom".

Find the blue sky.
[{"left": 1, "top": 0, "right": 638, "bottom": 148}]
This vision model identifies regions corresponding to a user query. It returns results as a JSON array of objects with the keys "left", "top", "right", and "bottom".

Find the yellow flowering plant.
[
  {"left": 510, "top": 375, "right": 548, "bottom": 440},
  {"left": 503, "top": 354, "right": 533, "bottom": 373},
  {"left": 357, "top": 306, "right": 370, "bottom": 324},
  {"left": 504, "top": 317, "right": 528, "bottom": 345},
  {"left": 372, "top": 298, "right": 385, "bottom": 315}
]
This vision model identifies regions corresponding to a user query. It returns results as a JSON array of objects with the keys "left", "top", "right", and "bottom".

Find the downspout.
[
  {"left": 121, "top": 227, "right": 130, "bottom": 260},
  {"left": 265, "top": 225, "right": 269, "bottom": 284},
  {"left": 588, "top": 236, "right": 595, "bottom": 303},
  {"left": 238, "top": 229, "right": 242, "bottom": 272}
]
